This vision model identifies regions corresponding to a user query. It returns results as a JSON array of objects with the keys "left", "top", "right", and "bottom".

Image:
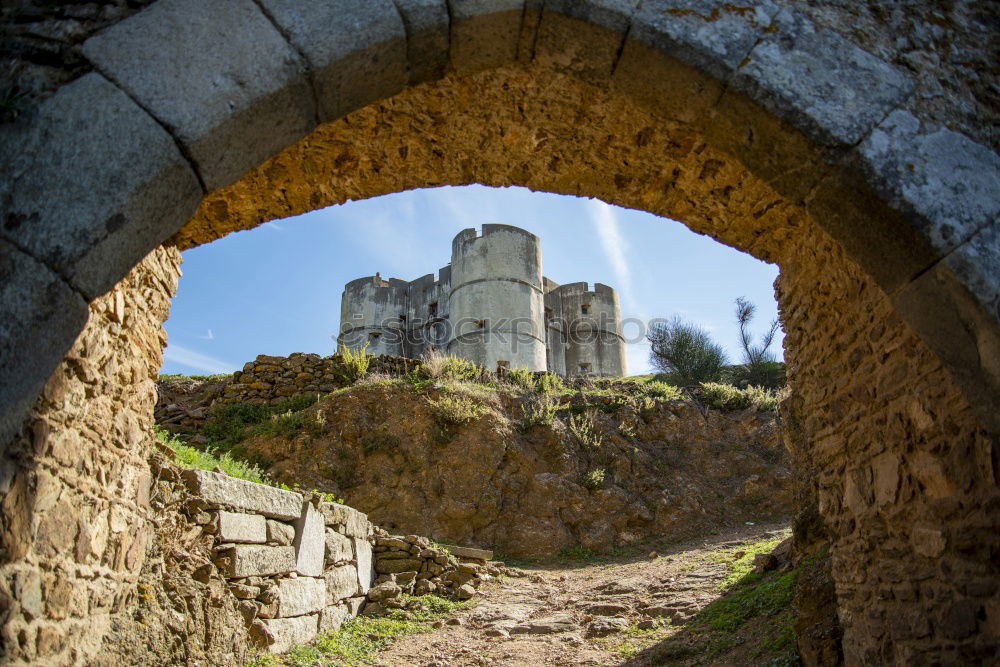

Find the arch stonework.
[{"left": 0, "top": 1, "right": 997, "bottom": 663}]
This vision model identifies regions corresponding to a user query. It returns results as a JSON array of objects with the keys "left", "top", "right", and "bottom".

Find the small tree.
[
  {"left": 647, "top": 316, "right": 727, "bottom": 386},
  {"left": 731, "top": 296, "right": 783, "bottom": 388}
]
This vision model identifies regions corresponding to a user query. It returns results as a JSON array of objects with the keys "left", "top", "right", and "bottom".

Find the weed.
[
  {"left": 426, "top": 394, "right": 483, "bottom": 425},
  {"left": 619, "top": 421, "right": 637, "bottom": 439},
  {"left": 581, "top": 467, "right": 606, "bottom": 490},
  {"left": 155, "top": 427, "right": 270, "bottom": 485},
  {"left": 333, "top": 342, "right": 372, "bottom": 384},
  {"left": 507, "top": 367, "right": 536, "bottom": 391},
  {"left": 535, "top": 371, "right": 565, "bottom": 393},
  {"left": 644, "top": 381, "right": 682, "bottom": 401},
  {"left": 249, "top": 594, "right": 472, "bottom": 666},
  {"left": 700, "top": 382, "right": 786, "bottom": 412},
  {"left": 421, "top": 349, "right": 481, "bottom": 382},
  {"left": 567, "top": 410, "right": 602, "bottom": 449},
  {"left": 520, "top": 393, "right": 559, "bottom": 429}
]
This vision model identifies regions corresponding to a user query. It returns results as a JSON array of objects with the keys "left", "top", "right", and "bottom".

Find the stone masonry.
[
  {"left": 182, "top": 468, "right": 374, "bottom": 654},
  {"left": 0, "top": 1, "right": 997, "bottom": 664}
]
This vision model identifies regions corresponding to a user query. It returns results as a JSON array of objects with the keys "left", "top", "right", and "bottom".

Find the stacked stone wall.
[{"left": 180, "top": 469, "right": 374, "bottom": 653}]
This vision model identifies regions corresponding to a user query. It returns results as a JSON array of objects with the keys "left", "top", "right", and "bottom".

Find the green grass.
[
  {"left": 333, "top": 343, "right": 372, "bottom": 384},
  {"left": 646, "top": 537, "right": 802, "bottom": 665},
  {"left": 250, "top": 595, "right": 472, "bottom": 666},
  {"left": 707, "top": 535, "right": 784, "bottom": 589},
  {"left": 154, "top": 426, "right": 270, "bottom": 485},
  {"left": 520, "top": 393, "right": 559, "bottom": 429}
]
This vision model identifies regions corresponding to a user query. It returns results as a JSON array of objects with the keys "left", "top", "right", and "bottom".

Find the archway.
[{"left": 1, "top": 2, "right": 997, "bottom": 663}]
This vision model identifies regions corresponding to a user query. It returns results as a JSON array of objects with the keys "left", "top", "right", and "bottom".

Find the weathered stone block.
[
  {"left": 733, "top": 9, "right": 913, "bottom": 146},
  {"left": 318, "top": 604, "right": 350, "bottom": 633},
  {"left": 294, "top": 504, "right": 325, "bottom": 577},
  {"left": 221, "top": 545, "right": 296, "bottom": 578},
  {"left": 857, "top": 110, "right": 1000, "bottom": 256},
  {"left": 441, "top": 544, "right": 493, "bottom": 561},
  {"left": 257, "top": 0, "right": 407, "bottom": 121},
  {"left": 325, "top": 564, "right": 360, "bottom": 603},
  {"left": 0, "top": 241, "right": 89, "bottom": 449},
  {"left": 325, "top": 529, "right": 353, "bottom": 564},
  {"left": 263, "top": 614, "right": 319, "bottom": 654},
  {"left": 0, "top": 72, "right": 202, "bottom": 300},
  {"left": 345, "top": 596, "right": 365, "bottom": 616},
  {"left": 449, "top": 0, "right": 524, "bottom": 73},
  {"left": 626, "top": 0, "right": 779, "bottom": 82},
  {"left": 275, "top": 577, "right": 326, "bottom": 617},
  {"left": 181, "top": 469, "right": 302, "bottom": 519},
  {"left": 375, "top": 558, "right": 423, "bottom": 574},
  {"left": 82, "top": 0, "right": 315, "bottom": 190},
  {"left": 318, "top": 502, "right": 370, "bottom": 537},
  {"left": 533, "top": 0, "right": 639, "bottom": 84},
  {"left": 217, "top": 511, "right": 267, "bottom": 544},
  {"left": 354, "top": 537, "right": 375, "bottom": 595},
  {"left": 267, "top": 519, "right": 295, "bottom": 546},
  {"left": 392, "top": 0, "right": 450, "bottom": 83}
]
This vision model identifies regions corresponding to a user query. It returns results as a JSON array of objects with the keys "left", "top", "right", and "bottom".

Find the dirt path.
[{"left": 375, "top": 522, "right": 792, "bottom": 667}]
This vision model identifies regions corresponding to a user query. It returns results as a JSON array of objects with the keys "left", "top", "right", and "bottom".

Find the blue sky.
[{"left": 161, "top": 185, "right": 783, "bottom": 376}]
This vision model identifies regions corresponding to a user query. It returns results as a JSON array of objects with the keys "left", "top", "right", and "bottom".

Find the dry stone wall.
[{"left": 180, "top": 469, "right": 374, "bottom": 654}]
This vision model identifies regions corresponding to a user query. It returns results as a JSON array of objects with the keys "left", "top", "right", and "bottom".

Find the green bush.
[
  {"left": 567, "top": 410, "right": 602, "bottom": 449},
  {"left": 647, "top": 316, "right": 727, "bottom": 386},
  {"left": 426, "top": 394, "right": 483, "bottom": 425},
  {"left": 535, "top": 371, "right": 565, "bottom": 394},
  {"left": 507, "top": 367, "right": 535, "bottom": 392},
  {"left": 520, "top": 393, "right": 559, "bottom": 429},
  {"left": 334, "top": 342, "right": 372, "bottom": 384},
  {"left": 421, "top": 349, "right": 481, "bottom": 382},
  {"left": 700, "top": 382, "right": 782, "bottom": 412},
  {"left": 644, "top": 380, "right": 682, "bottom": 401},
  {"left": 201, "top": 402, "right": 272, "bottom": 450},
  {"left": 155, "top": 427, "right": 270, "bottom": 485},
  {"left": 581, "top": 468, "right": 606, "bottom": 490}
]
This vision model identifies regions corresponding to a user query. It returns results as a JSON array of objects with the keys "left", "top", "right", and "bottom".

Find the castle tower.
[
  {"left": 447, "top": 225, "right": 547, "bottom": 371},
  {"left": 338, "top": 273, "right": 408, "bottom": 357},
  {"left": 551, "top": 282, "right": 626, "bottom": 376}
]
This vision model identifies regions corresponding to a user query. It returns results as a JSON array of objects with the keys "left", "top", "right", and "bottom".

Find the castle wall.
[
  {"left": 552, "top": 282, "right": 626, "bottom": 377},
  {"left": 336, "top": 227, "right": 622, "bottom": 376},
  {"left": 543, "top": 278, "right": 567, "bottom": 377},
  {"left": 405, "top": 266, "right": 451, "bottom": 359},
  {"left": 338, "top": 276, "right": 408, "bottom": 357},
  {"left": 447, "top": 225, "right": 547, "bottom": 372}
]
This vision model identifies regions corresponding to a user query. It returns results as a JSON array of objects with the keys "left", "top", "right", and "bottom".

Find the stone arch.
[{"left": 0, "top": 1, "right": 997, "bottom": 663}]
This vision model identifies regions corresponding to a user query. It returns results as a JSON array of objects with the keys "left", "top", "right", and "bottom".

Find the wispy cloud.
[
  {"left": 198, "top": 328, "right": 215, "bottom": 340},
  {"left": 264, "top": 221, "right": 285, "bottom": 231},
  {"left": 589, "top": 200, "right": 637, "bottom": 313},
  {"left": 163, "top": 343, "right": 234, "bottom": 374}
]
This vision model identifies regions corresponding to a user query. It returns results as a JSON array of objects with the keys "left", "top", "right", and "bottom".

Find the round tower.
[
  {"left": 447, "top": 225, "right": 547, "bottom": 371},
  {"left": 554, "top": 282, "right": 626, "bottom": 377},
  {"left": 337, "top": 273, "right": 408, "bottom": 357}
]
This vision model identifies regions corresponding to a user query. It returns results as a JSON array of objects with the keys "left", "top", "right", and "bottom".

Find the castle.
[{"left": 338, "top": 225, "right": 626, "bottom": 377}]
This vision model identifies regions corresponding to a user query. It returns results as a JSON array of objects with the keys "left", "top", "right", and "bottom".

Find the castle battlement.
[{"left": 338, "top": 225, "right": 625, "bottom": 377}]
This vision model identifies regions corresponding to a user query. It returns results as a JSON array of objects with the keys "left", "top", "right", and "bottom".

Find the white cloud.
[
  {"left": 163, "top": 343, "right": 235, "bottom": 374},
  {"left": 264, "top": 221, "right": 285, "bottom": 231},
  {"left": 197, "top": 328, "right": 214, "bottom": 340},
  {"left": 589, "top": 200, "right": 637, "bottom": 312}
]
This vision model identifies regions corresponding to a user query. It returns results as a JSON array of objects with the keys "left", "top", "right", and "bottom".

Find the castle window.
[
  {"left": 429, "top": 301, "right": 438, "bottom": 316},
  {"left": 476, "top": 319, "right": 486, "bottom": 329},
  {"left": 545, "top": 307, "right": 553, "bottom": 321},
  {"left": 369, "top": 332, "right": 381, "bottom": 340},
  {"left": 578, "top": 362, "right": 592, "bottom": 374},
  {"left": 581, "top": 304, "right": 591, "bottom": 314}
]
